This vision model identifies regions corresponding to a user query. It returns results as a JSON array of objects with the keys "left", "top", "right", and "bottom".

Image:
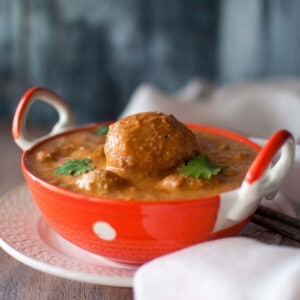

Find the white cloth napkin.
[
  {"left": 120, "top": 79, "right": 300, "bottom": 142},
  {"left": 119, "top": 79, "right": 300, "bottom": 300},
  {"left": 134, "top": 237, "right": 300, "bottom": 300}
]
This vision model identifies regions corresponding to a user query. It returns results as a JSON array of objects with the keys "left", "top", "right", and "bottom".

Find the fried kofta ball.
[{"left": 104, "top": 112, "right": 200, "bottom": 175}]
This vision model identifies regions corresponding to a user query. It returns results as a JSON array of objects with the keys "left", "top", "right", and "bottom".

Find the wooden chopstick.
[{"left": 252, "top": 205, "right": 300, "bottom": 243}]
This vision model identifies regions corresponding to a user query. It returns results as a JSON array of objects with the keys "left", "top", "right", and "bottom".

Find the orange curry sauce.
[{"left": 27, "top": 128, "right": 258, "bottom": 201}]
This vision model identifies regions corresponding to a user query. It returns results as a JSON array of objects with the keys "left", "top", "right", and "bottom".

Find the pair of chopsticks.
[{"left": 252, "top": 205, "right": 300, "bottom": 243}]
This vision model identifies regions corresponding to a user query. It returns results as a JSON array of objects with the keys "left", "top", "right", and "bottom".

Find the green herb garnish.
[
  {"left": 54, "top": 159, "right": 95, "bottom": 176},
  {"left": 180, "top": 155, "right": 227, "bottom": 179},
  {"left": 94, "top": 125, "right": 109, "bottom": 135}
]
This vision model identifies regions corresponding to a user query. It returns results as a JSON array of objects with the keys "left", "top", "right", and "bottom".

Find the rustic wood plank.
[{"left": 0, "top": 251, "right": 133, "bottom": 300}]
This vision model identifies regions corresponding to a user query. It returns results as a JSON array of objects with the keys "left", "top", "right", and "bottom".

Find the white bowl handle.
[
  {"left": 228, "top": 130, "right": 295, "bottom": 221},
  {"left": 12, "top": 87, "right": 75, "bottom": 151}
]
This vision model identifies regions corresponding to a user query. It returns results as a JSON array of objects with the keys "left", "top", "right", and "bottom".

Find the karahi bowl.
[{"left": 12, "top": 87, "right": 295, "bottom": 265}]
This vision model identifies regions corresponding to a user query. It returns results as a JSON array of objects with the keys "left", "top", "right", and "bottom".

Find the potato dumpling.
[{"left": 104, "top": 112, "right": 200, "bottom": 175}]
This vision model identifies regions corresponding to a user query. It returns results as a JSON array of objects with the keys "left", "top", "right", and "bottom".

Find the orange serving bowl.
[{"left": 13, "top": 87, "right": 295, "bottom": 265}]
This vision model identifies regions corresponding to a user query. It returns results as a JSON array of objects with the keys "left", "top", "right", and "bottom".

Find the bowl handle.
[
  {"left": 228, "top": 130, "right": 295, "bottom": 221},
  {"left": 12, "top": 87, "right": 75, "bottom": 151}
]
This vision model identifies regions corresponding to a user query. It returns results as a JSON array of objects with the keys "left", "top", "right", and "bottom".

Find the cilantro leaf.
[
  {"left": 180, "top": 155, "right": 227, "bottom": 179},
  {"left": 54, "top": 159, "right": 95, "bottom": 176},
  {"left": 94, "top": 125, "right": 109, "bottom": 135}
]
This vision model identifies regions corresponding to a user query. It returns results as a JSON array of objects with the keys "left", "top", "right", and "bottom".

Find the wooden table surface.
[{"left": 1, "top": 121, "right": 299, "bottom": 300}]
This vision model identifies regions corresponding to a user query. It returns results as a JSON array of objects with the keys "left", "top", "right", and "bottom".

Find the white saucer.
[
  {"left": 0, "top": 183, "right": 286, "bottom": 288},
  {"left": 0, "top": 184, "right": 136, "bottom": 287}
]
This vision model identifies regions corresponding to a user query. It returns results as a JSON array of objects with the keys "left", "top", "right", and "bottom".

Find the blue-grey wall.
[
  {"left": 1, "top": 0, "right": 300, "bottom": 125},
  {"left": 219, "top": 0, "right": 300, "bottom": 82}
]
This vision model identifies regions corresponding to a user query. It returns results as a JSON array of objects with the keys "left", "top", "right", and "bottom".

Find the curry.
[{"left": 27, "top": 112, "right": 258, "bottom": 201}]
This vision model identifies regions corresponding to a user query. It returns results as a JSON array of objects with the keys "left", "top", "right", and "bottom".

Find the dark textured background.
[{"left": 1, "top": 0, "right": 300, "bottom": 125}]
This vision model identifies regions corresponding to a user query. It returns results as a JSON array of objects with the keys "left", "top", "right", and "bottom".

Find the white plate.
[
  {"left": 0, "top": 183, "right": 286, "bottom": 288},
  {"left": 0, "top": 184, "right": 136, "bottom": 287}
]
